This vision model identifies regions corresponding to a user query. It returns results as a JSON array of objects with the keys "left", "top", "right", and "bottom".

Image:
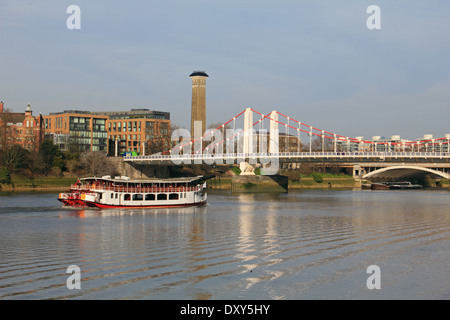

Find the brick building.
[
  {"left": 0, "top": 102, "right": 44, "bottom": 152},
  {"left": 97, "top": 109, "right": 171, "bottom": 156},
  {"left": 43, "top": 110, "right": 108, "bottom": 152},
  {"left": 43, "top": 108, "right": 171, "bottom": 155}
]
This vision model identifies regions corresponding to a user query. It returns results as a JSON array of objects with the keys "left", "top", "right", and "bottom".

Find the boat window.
[
  {"left": 133, "top": 194, "right": 143, "bottom": 201},
  {"left": 124, "top": 194, "right": 131, "bottom": 201},
  {"left": 111, "top": 193, "right": 114, "bottom": 198},
  {"left": 169, "top": 193, "right": 179, "bottom": 200},
  {"left": 115, "top": 193, "right": 118, "bottom": 199},
  {"left": 145, "top": 194, "right": 155, "bottom": 201},
  {"left": 157, "top": 194, "right": 167, "bottom": 201}
]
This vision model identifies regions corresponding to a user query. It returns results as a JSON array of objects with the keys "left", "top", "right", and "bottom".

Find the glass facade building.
[
  {"left": 44, "top": 109, "right": 171, "bottom": 155},
  {"left": 44, "top": 111, "right": 108, "bottom": 152}
]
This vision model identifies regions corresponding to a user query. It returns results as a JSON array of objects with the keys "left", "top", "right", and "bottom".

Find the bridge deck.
[{"left": 124, "top": 151, "right": 450, "bottom": 164}]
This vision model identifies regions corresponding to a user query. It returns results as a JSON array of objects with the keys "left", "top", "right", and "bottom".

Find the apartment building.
[
  {"left": 98, "top": 109, "right": 171, "bottom": 156},
  {"left": 43, "top": 110, "right": 108, "bottom": 152},
  {"left": 43, "top": 109, "right": 171, "bottom": 155}
]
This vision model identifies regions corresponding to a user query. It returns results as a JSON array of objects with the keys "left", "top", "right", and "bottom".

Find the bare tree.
[
  {"left": 0, "top": 108, "right": 15, "bottom": 152},
  {"left": 80, "top": 152, "right": 110, "bottom": 176},
  {"left": 0, "top": 145, "right": 29, "bottom": 173},
  {"left": 208, "top": 122, "right": 231, "bottom": 130},
  {"left": 145, "top": 137, "right": 170, "bottom": 155}
]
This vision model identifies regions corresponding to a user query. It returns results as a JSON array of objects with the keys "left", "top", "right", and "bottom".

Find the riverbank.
[
  {"left": 0, "top": 176, "right": 78, "bottom": 192},
  {"left": 2, "top": 173, "right": 446, "bottom": 192},
  {"left": 0, "top": 174, "right": 357, "bottom": 192},
  {"left": 207, "top": 175, "right": 357, "bottom": 190}
]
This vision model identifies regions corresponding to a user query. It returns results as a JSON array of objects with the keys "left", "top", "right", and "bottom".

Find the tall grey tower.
[{"left": 190, "top": 71, "right": 208, "bottom": 140}]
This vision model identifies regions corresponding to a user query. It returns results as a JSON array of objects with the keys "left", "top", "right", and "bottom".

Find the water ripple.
[{"left": 1, "top": 190, "right": 449, "bottom": 299}]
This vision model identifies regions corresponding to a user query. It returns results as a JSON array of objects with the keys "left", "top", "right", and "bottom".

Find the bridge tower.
[
  {"left": 243, "top": 108, "right": 253, "bottom": 155},
  {"left": 269, "top": 110, "right": 279, "bottom": 154}
]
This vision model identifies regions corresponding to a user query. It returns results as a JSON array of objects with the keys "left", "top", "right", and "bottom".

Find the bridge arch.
[{"left": 363, "top": 165, "right": 450, "bottom": 181}]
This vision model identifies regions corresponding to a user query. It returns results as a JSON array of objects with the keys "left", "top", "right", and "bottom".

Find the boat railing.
[{"left": 69, "top": 184, "right": 200, "bottom": 194}]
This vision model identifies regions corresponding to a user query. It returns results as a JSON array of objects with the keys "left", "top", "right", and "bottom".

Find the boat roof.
[{"left": 79, "top": 175, "right": 205, "bottom": 184}]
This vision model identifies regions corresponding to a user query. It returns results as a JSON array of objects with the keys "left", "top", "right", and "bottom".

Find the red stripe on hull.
[
  {"left": 84, "top": 201, "right": 207, "bottom": 209},
  {"left": 59, "top": 199, "right": 87, "bottom": 207}
]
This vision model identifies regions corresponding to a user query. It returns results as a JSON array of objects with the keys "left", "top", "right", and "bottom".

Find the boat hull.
[
  {"left": 59, "top": 199, "right": 87, "bottom": 207},
  {"left": 58, "top": 193, "right": 88, "bottom": 207},
  {"left": 370, "top": 182, "right": 423, "bottom": 190},
  {"left": 371, "top": 183, "right": 390, "bottom": 190},
  {"left": 84, "top": 200, "right": 207, "bottom": 209}
]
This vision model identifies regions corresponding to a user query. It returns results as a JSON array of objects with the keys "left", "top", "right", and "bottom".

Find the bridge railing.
[
  {"left": 277, "top": 151, "right": 450, "bottom": 158},
  {"left": 123, "top": 151, "right": 450, "bottom": 162}
]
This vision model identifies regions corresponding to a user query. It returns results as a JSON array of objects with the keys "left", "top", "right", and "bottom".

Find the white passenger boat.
[{"left": 58, "top": 175, "right": 207, "bottom": 208}]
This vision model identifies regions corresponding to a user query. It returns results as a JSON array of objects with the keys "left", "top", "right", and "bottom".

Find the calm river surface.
[{"left": 0, "top": 189, "right": 449, "bottom": 300}]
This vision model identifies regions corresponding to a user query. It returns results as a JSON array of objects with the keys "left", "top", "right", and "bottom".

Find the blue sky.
[{"left": 1, "top": 0, "right": 449, "bottom": 140}]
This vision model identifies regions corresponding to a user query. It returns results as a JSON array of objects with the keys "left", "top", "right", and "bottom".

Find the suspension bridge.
[{"left": 124, "top": 108, "right": 450, "bottom": 181}]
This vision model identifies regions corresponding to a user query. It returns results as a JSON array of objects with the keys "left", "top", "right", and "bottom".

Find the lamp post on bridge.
[
  {"left": 322, "top": 130, "right": 324, "bottom": 153},
  {"left": 309, "top": 127, "right": 312, "bottom": 153},
  {"left": 334, "top": 134, "right": 337, "bottom": 153}
]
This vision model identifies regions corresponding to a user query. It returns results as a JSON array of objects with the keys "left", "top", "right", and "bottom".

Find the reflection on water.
[{"left": 0, "top": 190, "right": 449, "bottom": 299}]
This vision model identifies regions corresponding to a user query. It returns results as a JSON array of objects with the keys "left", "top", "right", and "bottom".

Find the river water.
[{"left": 0, "top": 189, "right": 449, "bottom": 300}]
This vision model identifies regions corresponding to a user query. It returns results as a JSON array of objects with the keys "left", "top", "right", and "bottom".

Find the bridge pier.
[{"left": 352, "top": 164, "right": 366, "bottom": 178}]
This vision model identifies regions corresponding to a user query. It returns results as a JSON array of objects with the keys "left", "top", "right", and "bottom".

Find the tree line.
[{"left": 0, "top": 138, "right": 113, "bottom": 185}]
